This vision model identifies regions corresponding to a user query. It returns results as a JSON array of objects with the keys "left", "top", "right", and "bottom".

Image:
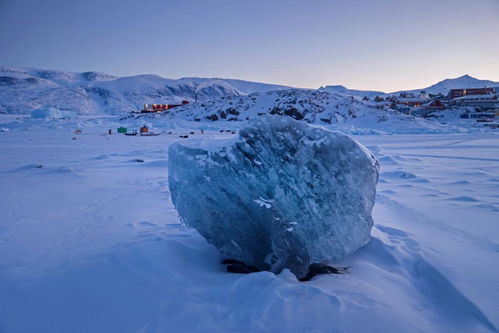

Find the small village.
[
  {"left": 369, "top": 87, "right": 499, "bottom": 128},
  {"left": 136, "top": 87, "right": 499, "bottom": 129},
  {"left": 26, "top": 85, "right": 499, "bottom": 132},
  {"left": 139, "top": 100, "right": 189, "bottom": 113}
]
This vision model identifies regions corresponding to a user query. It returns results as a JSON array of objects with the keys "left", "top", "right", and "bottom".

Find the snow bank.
[{"left": 168, "top": 116, "right": 379, "bottom": 278}]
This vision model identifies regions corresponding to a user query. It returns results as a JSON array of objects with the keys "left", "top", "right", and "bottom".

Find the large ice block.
[{"left": 168, "top": 116, "right": 379, "bottom": 278}]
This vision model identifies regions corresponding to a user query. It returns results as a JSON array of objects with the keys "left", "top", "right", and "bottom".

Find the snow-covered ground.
[{"left": 1, "top": 115, "right": 498, "bottom": 332}]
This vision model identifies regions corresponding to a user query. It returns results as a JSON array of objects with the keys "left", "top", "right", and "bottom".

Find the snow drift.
[{"left": 168, "top": 116, "right": 379, "bottom": 278}]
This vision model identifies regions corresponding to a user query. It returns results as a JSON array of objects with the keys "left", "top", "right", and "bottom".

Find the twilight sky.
[{"left": 1, "top": 0, "right": 498, "bottom": 92}]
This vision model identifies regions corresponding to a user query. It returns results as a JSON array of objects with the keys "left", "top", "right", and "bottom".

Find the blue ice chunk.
[{"left": 168, "top": 116, "right": 379, "bottom": 278}]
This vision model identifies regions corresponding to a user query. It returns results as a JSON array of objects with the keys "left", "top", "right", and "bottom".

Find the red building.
[
  {"left": 141, "top": 100, "right": 189, "bottom": 113},
  {"left": 448, "top": 88, "right": 496, "bottom": 99},
  {"left": 397, "top": 100, "right": 423, "bottom": 107},
  {"left": 425, "top": 100, "right": 446, "bottom": 110}
]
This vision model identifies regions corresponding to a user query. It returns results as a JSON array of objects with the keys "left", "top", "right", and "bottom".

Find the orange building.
[{"left": 141, "top": 100, "right": 189, "bottom": 113}]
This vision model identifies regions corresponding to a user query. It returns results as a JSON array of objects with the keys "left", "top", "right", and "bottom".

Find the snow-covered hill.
[
  {"left": 399, "top": 74, "right": 499, "bottom": 95},
  {"left": 157, "top": 89, "right": 456, "bottom": 134},
  {"left": 2, "top": 65, "right": 497, "bottom": 125},
  {"left": 181, "top": 77, "right": 293, "bottom": 95},
  {"left": 319, "top": 85, "right": 387, "bottom": 97},
  {"left": 0, "top": 66, "right": 290, "bottom": 114},
  {"left": 319, "top": 75, "right": 499, "bottom": 98}
]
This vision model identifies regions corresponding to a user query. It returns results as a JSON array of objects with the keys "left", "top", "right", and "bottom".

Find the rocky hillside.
[{"left": 156, "top": 89, "right": 454, "bottom": 134}]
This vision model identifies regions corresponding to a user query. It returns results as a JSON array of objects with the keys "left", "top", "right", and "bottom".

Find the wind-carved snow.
[{"left": 168, "top": 116, "right": 379, "bottom": 278}]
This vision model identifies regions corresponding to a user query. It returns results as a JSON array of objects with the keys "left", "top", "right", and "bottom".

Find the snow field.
[{"left": 0, "top": 116, "right": 498, "bottom": 332}]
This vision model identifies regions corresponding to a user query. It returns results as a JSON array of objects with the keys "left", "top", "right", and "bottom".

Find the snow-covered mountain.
[
  {"left": 319, "top": 85, "right": 386, "bottom": 97},
  {"left": 181, "top": 77, "right": 294, "bottom": 95},
  {"left": 157, "top": 89, "right": 453, "bottom": 134},
  {"left": 0, "top": 66, "right": 118, "bottom": 84},
  {"left": 320, "top": 75, "right": 499, "bottom": 98},
  {"left": 2, "top": 65, "right": 497, "bottom": 117},
  {"left": 397, "top": 74, "right": 499, "bottom": 95},
  {"left": 0, "top": 66, "right": 291, "bottom": 114}
]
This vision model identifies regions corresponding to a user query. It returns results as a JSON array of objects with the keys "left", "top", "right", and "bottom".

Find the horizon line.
[{"left": 2, "top": 63, "right": 499, "bottom": 94}]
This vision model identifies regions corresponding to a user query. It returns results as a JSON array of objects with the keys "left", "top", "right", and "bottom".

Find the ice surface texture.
[{"left": 168, "top": 116, "right": 379, "bottom": 278}]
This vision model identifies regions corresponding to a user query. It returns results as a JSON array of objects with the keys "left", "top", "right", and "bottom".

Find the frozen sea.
[{"left": 0, "top": 115, "right": 498, "bottom": 332}]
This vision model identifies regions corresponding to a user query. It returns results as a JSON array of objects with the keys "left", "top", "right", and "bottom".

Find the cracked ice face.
[{"left": 168, "top": 115, "right": 379, "bottom": 278}]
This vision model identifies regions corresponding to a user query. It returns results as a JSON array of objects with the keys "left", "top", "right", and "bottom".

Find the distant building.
[
  {"left": 140, "top": 125, "right": 149, "bottom": 134},
  {"left": 424, "top": 100, "right": 446, "bottom": 110},
  {"left": 395, "top": 98, "right": 445, "bottom": 116},
  {"left": 448, "top": 88, "right": 496, "bottom": 99},
  {"left": 399, "top": 92, "right": 416, "bottom": 99},
  {"left": 394, "top": 91, "right": 430, "bottom": 108},
  {"left": 396, "top": 99, "right": 423, "bottom": 108},
  {"left": 451, "top": 94, "right": 497, "bottom": 107},
  {"left": 141, "top": 100, "right": 189, "bottom": 113}
]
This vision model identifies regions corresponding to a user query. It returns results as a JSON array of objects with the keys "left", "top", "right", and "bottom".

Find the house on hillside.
[
  {"left": 394, "top": 91, "right": 431, "bottom": 109},
  {"left": 423, "top": 100, "right": 446, "bottom": 110},
  {"left": 451, "top": 94, "right": 497, "bottom": 107},
  {"left": 141, "top": 100, "right": 189, "bottom": 113},
  {"left": 395, "top": 98, "right": 445, "bottom": 116},
  {"left": 447, "top": 87, "right": 498, "bottom": 107},
  {"left": 396, "top": 98, "right": 424, "bottom": 108},
  {"left": 448, "top": 88, "right": 495, "bottom": 99},
  {"left": 398, "top": 92, "right": 416, "bottom": 99}
]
